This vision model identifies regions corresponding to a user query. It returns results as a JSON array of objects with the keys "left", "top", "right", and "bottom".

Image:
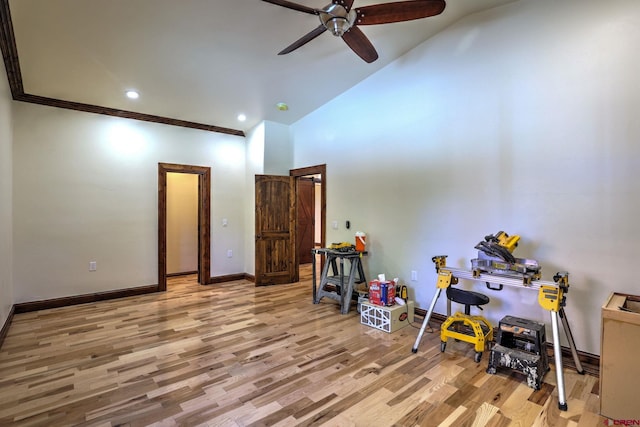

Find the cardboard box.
[
  {"left": 361, "top": 300, "right": 414, "bottom": 333},
  {"left": 600, "top": 293, "right": 640, "bottom": 420},
  {"left": 368, "top": 280, "right": 396, "bottom": 306}
]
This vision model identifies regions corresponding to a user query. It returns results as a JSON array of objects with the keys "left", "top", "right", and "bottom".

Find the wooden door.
[
  {"left": 296, "top": 177, "right": 315, "bottom": 264},
  {"left": 255, "top": 175, "right": 297, "bottom": 285}
]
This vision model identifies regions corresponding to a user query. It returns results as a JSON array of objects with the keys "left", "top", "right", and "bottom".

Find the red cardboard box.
[{"left": 369, "top": 280, "right": 396, "bottom": 306}]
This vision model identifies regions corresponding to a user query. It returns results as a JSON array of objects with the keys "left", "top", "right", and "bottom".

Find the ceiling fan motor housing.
[{"left": 319, "top": 4, "right": 357, "bottom": 36}]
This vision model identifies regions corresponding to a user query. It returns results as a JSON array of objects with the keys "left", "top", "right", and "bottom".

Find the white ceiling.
[{"left": 8, "top": 0, "right": 516, "bottom": 133}]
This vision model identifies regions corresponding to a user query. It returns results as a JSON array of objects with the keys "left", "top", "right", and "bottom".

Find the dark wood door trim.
[{"left": 158, "top": 163, "right": 211, "bottom": 291}]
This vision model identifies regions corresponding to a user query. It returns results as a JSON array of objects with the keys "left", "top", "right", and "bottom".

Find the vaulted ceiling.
[{"left": 1, "top": 0, "right": 516, "bottom": 135}]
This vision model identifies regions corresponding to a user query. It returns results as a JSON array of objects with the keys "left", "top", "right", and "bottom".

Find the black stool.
[
  {"left": 486, "top": 316, "right": 549, "bottom": 389},
  {"left": 440, "top": 287, "right": 493, "bottom": 362},
  {"left": 447, "top": 287, "right": 490, "bottom": 315}
]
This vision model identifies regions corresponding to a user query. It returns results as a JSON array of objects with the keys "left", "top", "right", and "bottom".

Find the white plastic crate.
[{"left": 360, "top": 300, "right": 414, "bottom": 333}]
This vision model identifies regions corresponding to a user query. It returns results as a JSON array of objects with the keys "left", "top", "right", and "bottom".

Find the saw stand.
[{"left": 411, "top": 255, "right": 585, "bottom": 411}]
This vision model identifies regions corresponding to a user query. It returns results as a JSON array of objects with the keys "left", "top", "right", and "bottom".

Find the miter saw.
[{"left": 471, "top": 231, "right": 541, "bottom": 284}]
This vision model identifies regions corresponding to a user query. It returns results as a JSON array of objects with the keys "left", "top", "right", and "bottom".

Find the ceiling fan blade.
[
  {"left": 261, "top": 0, "right": 319, "bottom": 15},
  {"left": 342, "top": 27, "right": 378, "bottom": 63},
  {"left": 333, "top": 0, "right": 355, "bottom": 11},
  {"left": 355, "top": 0, "right": 446, "bottom": 25},
  {"left": 278, "top": 25, "right": 327, "bottom": 55}
]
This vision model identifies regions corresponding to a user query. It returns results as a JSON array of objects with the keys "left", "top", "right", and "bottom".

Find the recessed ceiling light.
[
  {"left": 276, "top": 102, "right": 289, "bottom": 111},
  {"left": 125, "top": 90, "right": 139, "bottom": 99},
  {"left": 237, "top": 113, "right": 247, "bottom": 122}
]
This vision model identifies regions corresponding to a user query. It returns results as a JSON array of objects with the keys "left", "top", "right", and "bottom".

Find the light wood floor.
[{"left": 0, "top": 267, "right": 606, "bottom": 426}]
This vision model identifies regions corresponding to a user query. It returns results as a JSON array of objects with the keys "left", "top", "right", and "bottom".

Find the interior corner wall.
[
  {"left": 0, "top": 60, "right": 14, "bottom": 326},
  {"left": 12, "top": 103, "right": 247, "bottom": 302},
  {"left": 243, "top": 122, "right": 266, "bottom": 276},
  {"left": 290, "top": 0, "right": 640, "bottom": 356},
  {"left": 262, "top": 121, "right": 292, "bottom": 175}
]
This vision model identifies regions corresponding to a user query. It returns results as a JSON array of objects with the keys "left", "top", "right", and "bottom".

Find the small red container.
[
  {"left": 355, "top": 233, "right": 366, "bottom": 252},
  {"left": 368, "top": 280, "right": 396, "bottom": 306}
]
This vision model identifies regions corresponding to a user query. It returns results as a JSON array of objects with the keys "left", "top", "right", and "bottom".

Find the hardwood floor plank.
[
  {"left": 472, "top": 402, "right": 501, "bottom": 426},
  {"left": 438, "top": 404, "right": 468, "bottom": 427},
  {"left": 528, "top": 382, "right": 556, "bottom": 406},
  {"left": 291, "top": 393, "right": 338, "bottom": 420},
  {"left": 334, "top": 387, "right": 401, "bottom": 426},
  {"left": 386, "top": 376, "right": 433, "bottom": 407},
  {"left": 248, "top": 396, "right": 317, "bottom": 427},
  {"left": 393, "top": 400, "right": 438, "bottom": 426},
  {"left": 0, "top": 270, "right": 607, "bottom": 426}
]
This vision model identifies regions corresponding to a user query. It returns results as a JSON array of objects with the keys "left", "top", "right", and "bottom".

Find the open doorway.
[
  {"left": 295, "top": 175, "right": 320, "bottom": 263},
  {"left": 290, "top": 164, "right": 326, "bottom": 278},
  {"left": 158, "top": 163, "right": 211, "bottom": 291},
  {"left": 166, "top": 172, "right": 199, "bottom": 277}
]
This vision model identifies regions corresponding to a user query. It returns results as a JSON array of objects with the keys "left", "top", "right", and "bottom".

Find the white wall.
[
  {"left": 290, "top": 0, "right": 640, "bottom": 355},
  {"left": 263, "top": 121, "right": 292, "bottom": 175},
  {"left": 12, "top": 103, "right": 246, "bottom": 302},
  {"left": 0, "top": 59, "right": 14, "bottom": 326}
]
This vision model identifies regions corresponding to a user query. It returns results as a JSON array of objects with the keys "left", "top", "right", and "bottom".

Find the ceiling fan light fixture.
[
  {"left": 319, "top": 6, "right": 356, "bottom": 37},
  {"left": 325, "top": 17, "right": 350, "bottom": 36}
]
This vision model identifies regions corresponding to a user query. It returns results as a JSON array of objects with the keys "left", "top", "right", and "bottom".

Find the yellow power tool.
[{"left": 472, "top": 231, "right": 541, "bottom": 282}]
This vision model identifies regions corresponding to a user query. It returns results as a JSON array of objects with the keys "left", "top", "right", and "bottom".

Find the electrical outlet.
[
  {"left": 411, "top": 270, "right": 417, "bottom": 281},
  {"left": 227, "top": 250, "right": 233, "bottom": 258},
  {"left": 89, "top": 261, "right": 97, "bottom": 272},
  {"left": 332, "top": 220, "right": 338, "bottom": 230}
]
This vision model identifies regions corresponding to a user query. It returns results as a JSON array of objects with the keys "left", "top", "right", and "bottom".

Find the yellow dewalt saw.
[{"left": 471, "top": 231, "right": 541, "bottom": 282}]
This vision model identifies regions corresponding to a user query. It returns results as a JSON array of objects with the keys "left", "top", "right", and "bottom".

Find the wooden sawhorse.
[{"left": 312, "top": 248, "right": 367, "bottom": 314}]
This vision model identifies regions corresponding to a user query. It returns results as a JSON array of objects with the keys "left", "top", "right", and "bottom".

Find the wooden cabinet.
[{"left": 600, "top": 293, "right": 640, "bottom": 420}]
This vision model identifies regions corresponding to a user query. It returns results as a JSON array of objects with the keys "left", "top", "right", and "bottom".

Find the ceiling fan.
[{"left": 262, "top": 0, "right": 446, "bottom": 63}]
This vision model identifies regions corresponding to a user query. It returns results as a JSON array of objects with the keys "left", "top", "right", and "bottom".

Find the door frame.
[
  {"left": 290, "top": 164, "right": 326, "bottom": 273},
  {"left": 158, "top": 163, "right": 211, "bottom": 291}
]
